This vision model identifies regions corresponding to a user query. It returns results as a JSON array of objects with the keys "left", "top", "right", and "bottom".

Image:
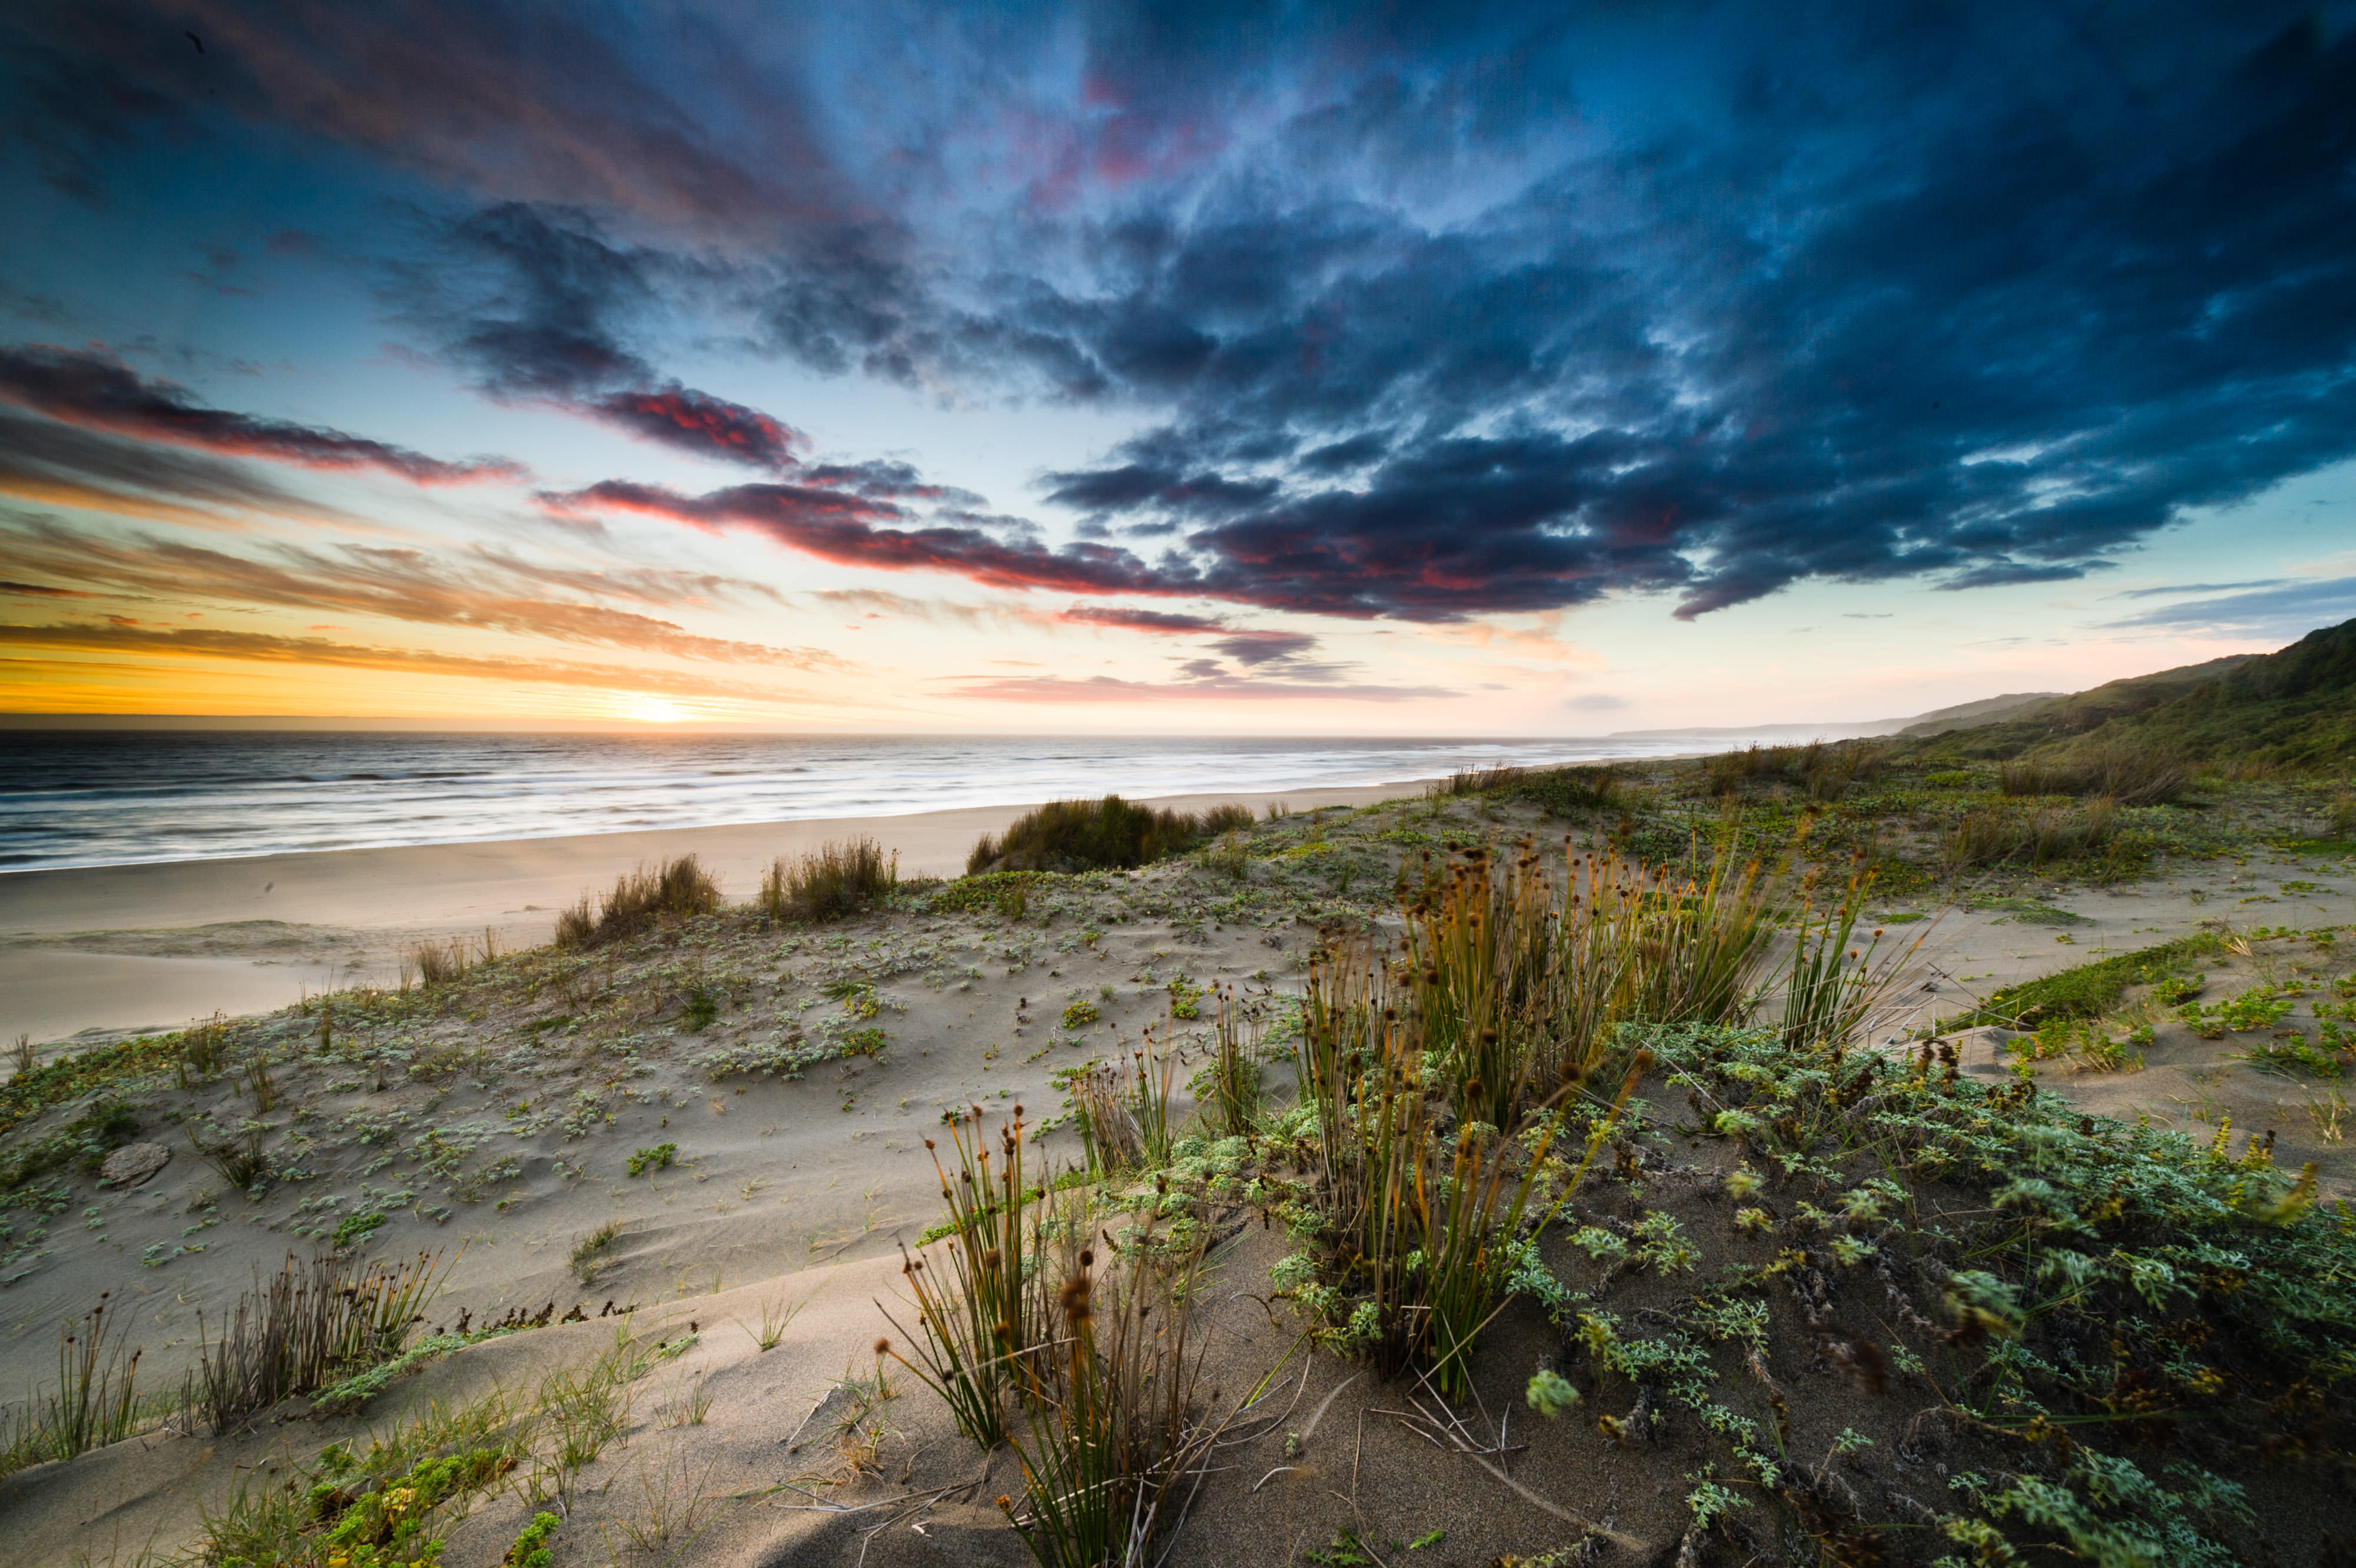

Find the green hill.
[{"left": 1905, "top": 616, "right": 2356, "bottom": 771}]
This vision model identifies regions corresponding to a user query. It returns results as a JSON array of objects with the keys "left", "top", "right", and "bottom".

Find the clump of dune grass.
[
  {"left": 1944, "top": 797, "right": 2120, "bottom": 869},
  {"left": 7, "top": 1034, "right": 32, "bottom": 1084},
  {"left": 0, "top": 1295, "right": 149, "bottom": 1477},
  {"left": 554, "top": 854, "right": 720, "bottom": 948},
  {"left": 571, "top": 1219, "right": 625, "bottom": 1284},
  {"left": 995, "top": 1221, "right": 1236, "bottom": 1568},
  {"left": 1439, "top": 762, "right": 1528, "bottom": 795},
  {"left": 411, "top": 935, "right": 467, "bottom": 985},
  {"left": 884, "top": 1105, "right": 1243, "bottom": 1566},
  {"left": 187, "top": 1117, "right": 270, "bottom": 1193},
  {"left": 194, "top": 1249, "right": 446, "bottom": 1431},
  {"left": 1400, "top": 839, "right": 1778, "bottom": 1117},
  {"left": 2001, "top": 737, "right": 2188, "bottom": 806},
  {"left": 967, "top": 795, "right": 1252, "bottom": 875},
  {"left": 177, "top": 1010, "right": 230, "bottom": 1086},
  {"left": 1297, "top": 932, "right": 1644, "bottom": 1398},
  {"left": 1201, "top": 985, "right": 1262, "bottom": 1136},
  {"left": 884, "top": 1105, "right": 1045, "bottom": 1448},
  {"left": 732, "top": 1290, "right": 808, "bottom": 1352},
  {"left": 760, "top": 835, "right": 896, "bottom": 922},
  {"left": 1700, "top": 738, "right": 1884, "bottom": 800}
]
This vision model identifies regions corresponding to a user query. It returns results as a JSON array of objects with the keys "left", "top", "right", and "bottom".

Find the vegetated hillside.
[
  {"left": 1893, "top": 690, "right": 2069, "bottom": 737},
  {"left": 1905, "top": 618, "right": 2355, "bottom": 769}
]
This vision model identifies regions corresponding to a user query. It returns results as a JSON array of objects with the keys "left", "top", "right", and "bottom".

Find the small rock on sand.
[{"left": 101, "top": 1141, "right": 171, "bottom": 1187}]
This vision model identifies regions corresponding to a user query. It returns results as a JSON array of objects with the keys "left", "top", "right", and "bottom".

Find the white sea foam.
[{"left": 0, "top": 732, "right": 1685, "bottom": 872}]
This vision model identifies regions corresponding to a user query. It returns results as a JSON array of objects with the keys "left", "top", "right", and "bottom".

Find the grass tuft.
[
  {"left": 571, "top": 1219, "right": 625, "bottom": 1283},
  {"left": 2003, "top": 737, "right": 2190, "bottom": 806},
  {"left": 554, "top": 855, "right": 720, "bottom": 949},
  {"left": 193, "top": 1249, "right": 446, "bottom": 1431},
  {"left": 883, "top": 1105, "right": 1042, "bottom": 1448},
  {"left": 760, "top": 836, "right": 896, "bottom": 922},
  {"left": 0, "top": 1295, "right": 148, "bottom": 1476},
  {"left": 968, "top": 795, "right": 1251, "bottom": 875}
]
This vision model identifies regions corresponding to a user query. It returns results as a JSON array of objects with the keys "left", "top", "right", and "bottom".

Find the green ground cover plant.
[{"left": 1947, "top": 934, "right": 2221, "bottom": 1031}]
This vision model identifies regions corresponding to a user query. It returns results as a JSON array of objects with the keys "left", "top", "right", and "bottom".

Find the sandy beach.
[{"left": 0, "top": 782, "right": 1418, "bottom": 1048}]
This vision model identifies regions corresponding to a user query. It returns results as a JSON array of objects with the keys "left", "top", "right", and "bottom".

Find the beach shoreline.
[{"left": 0, "top": 779, "right": 1433, "bottom": 1045}]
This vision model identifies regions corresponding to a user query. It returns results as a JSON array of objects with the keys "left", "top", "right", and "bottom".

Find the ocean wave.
[{"left": 0, "top": 732, "right": 1676, "bottom": 872}]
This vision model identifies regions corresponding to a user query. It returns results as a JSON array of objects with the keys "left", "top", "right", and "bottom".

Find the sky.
[{"left": 2, "top": 1, "right": 2354, "bottom": 735}]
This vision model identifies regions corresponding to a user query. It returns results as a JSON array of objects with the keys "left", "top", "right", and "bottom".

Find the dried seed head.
[
  {"left": 874, "top": 1337, "right": 891, "bottom": 1357},
  {"left": 1079, "top": 1248, "right": 1094, "bottom": 1268}
]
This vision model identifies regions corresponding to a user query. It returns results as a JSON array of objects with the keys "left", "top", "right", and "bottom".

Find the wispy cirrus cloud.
[
  {"left": 8, "top": 2, "right": 863, "bottom": 238},
  {"left": 0, "top": 406, "right": 360, "bottom": 528},
  {"left": 0, "top": 620, "right": 814, "bottom": 702},
  {"left": 942, "top": 671, "right": 1453, "bottom": 704},
  {"left": 0, "top": 345, "right": 522, "bottom": 483},
  {"left": 0, "top": 518, "right": 850, "bottom": 670},
  {"left": 2107, "top": 575, "right": 2356, "bottom": 637}
]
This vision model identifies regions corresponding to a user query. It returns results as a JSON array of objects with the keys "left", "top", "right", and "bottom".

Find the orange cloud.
[{"left": 0, "top": 621, "right": 815, "bottom": 704}]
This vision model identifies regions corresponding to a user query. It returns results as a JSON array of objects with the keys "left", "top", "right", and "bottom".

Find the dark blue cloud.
[
  {"left": 0, "top": 345, "right": 521, "bottom": 482},
  {"left": 6, "top": 2, "right": 2354, "bottom": 621}
]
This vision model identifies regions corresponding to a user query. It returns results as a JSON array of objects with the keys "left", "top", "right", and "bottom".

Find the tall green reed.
[
  {"left": 885, "top": 1106, "right": 1041, "bottom": 1448},
  {"left": 1202, "top": 986, "right": 1262, "bottom": 1136},
  {"left": 998, "top": 1211, "right": 1226, "bottom": 1568}
]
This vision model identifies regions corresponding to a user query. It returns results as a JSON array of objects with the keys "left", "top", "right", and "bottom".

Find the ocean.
[{"left": 0, "top": 731, "right": 1683, "bottom": 873}]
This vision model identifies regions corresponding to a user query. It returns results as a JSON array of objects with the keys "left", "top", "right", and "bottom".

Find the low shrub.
[
  {"left": 760, "top": 836, "right": 896, "bottom": 922},
  {"left": 967, "top": 795, "right": 1249, "bottom": 874},
  {"left": 1702, "top": 739, "right": 1883, "bottom": 800},
  {"left": 506, "top": 1511, "right": 560, "bottom": 1568},
  {"left": 1499, "top": 763, "right": 1622, "bottom": 814},
  {"left": 554, "top": 855, "right": 720, "bottom": 949}
]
